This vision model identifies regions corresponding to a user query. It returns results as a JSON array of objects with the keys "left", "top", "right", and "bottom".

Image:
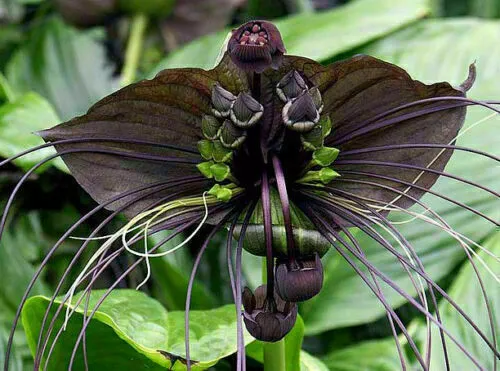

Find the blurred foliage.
[{"left": 0, "top": 0, "right": 499, "bottom": 370}]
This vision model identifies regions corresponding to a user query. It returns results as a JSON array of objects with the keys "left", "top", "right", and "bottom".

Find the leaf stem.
[
  {"left": 262, "top": 259, "right": 287, "bottom": 371},
  {"left": 121, "top": 13, "right": 148, "bottom": 86}
]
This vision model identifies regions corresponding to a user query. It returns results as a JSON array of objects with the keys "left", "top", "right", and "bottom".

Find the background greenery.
[{"left": 0, "top": 0, "right": 499, "bottom": 370}]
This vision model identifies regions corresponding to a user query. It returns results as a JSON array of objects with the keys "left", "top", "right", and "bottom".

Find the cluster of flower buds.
[
  {"left": 277, "top": 70, "right": 324, "bottom": 133},
  {"left": 197, "top": 83, "right": 263, "bottom": 201},
  {"left": 242, "top": 285, "right": 298, "bottom": 342}
]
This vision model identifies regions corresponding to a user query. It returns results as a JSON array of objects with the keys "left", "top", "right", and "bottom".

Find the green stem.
[
  {"left": 121, "top": 13, "right": 148, "bottom": 86},
  {"left": 262, "top": 259, "right": 287, "bottom": 371}
]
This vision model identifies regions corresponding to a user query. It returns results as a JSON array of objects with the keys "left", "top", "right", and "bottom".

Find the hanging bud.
[
  {"left": 282, "top": 92, "right": 320, "bottom": 133},
  {"left": 211, "top": 83, "right": 236, "bottom": 118},
  {"left": 201, "top": 115, "right": 221, "bottom": 140},
  {"left": 276, "top": 70, "right": 308, "bottom": 102},
  {"left": 275, "top": 254, "right": 324, "bottom": 302},
  {"left": 228, "top": 21, "right": 286, "bottom": 73},
  {"left": 230, "top": 92, "right": 263, "bottom": 128},
  {"left": 219, "top": 120, "right": 247, "bottom": 149},
  {"left": 242, "top": 285, "right": 297, "bottom": 342}
]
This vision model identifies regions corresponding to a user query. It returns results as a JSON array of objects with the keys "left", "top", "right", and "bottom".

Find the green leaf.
[
  {"left": 22, "top": 290, "right": 253, "bottom": 370},
  {"left": 418, "top": 232, "right": 500, "bottom": 370},
  {"left": 0, "top": 92, "right": 66, "bottom": 172},
  {"left": 300, "top": 351, "right": 329, "bottom": 371},
  {"left": 149, "top": 0, "right": 429, "bottom": 74},
  {"left": 301, "top": 19, "right": 500, "bottom": 334},
  {"left": 322, "top": 338, "right": 403, "bottom": 371},
  {"left": 6, "top": 17, "right": 118, "bottom": 121}
]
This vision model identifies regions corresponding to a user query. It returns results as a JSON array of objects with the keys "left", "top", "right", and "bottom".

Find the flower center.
[{"left": 237, "top": 23, "right": 269, "bottom": 46}]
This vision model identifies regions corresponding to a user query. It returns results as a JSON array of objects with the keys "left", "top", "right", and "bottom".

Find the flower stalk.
[{"left": 121, "top": 13, "right": 148, "bottom": 86}]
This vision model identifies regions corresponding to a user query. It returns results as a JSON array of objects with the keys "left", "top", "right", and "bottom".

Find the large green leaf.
[
  {"left": 301, "top": 19, "right": 500, "bottom": 334},
  {"left": 22, "top": 290, "right": 253, "bottom": 370},
  {"left": 420, "top": 232, "right": 500, "bottom": 370},
  {"left": 6, "top": 17, "right": 118, "bottom": 121},
  {"left": 322, "top": 338, "right": 403, "bottom": 371},
  {"left": 0, "top": 92, "right": 66, "bottom": 172},
  {"left": 150, "top": 0, "right": 429, "bottom": 74}
]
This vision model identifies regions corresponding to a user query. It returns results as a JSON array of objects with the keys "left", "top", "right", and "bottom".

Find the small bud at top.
[
  {"left": 228, "top": 21, "right": 286, "bottom": 73},
  {"left": 242, "top": 285, "right": 297, "bottom": 342},
  {"left": 230, "top": 92, "right": 264, "bottom": 128},
  {"left": 275, "top": 254, "right": 324, "bottom": 302},
  {"left": 282, "top": 92, "right": 320, "bottom": 133},
  {"left": 276, "top": 70, "right": 308, "bottom": 102},
  {"left": 211, "top": 83, "right": 236, "bottom": 118}
]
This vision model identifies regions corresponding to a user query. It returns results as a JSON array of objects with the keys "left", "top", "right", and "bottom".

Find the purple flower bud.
[
  {"left": 211, "top": 83, "right": 236, "bottom": 118},
  {"left": 230, "top": 92, "right": 263, "bottom": 128},
  {"left": 276, "top": 70, "right": 308, "bottom": 102},
  {"left": 275, "top": 253, "right": 324, "bottom": 302},
  {"left": 228, "top": 21, "right": 286, "bottom": 73},
  {"left": 219, "top": 120, "right": 247, "bottom": 149},
  {"left": 282, "top": 91, "right": 320, "bottom": 132},
  {"left": 242, "top": 285, "right": 297, "bottom": 342}
]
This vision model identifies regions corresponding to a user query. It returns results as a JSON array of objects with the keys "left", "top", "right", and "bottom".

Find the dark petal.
[
  {"left": 309, "top": 87, "right": 324, "bottom": 113},
  {"left": 39, "top": 54, "right": 249, "bottom": 217},
  {"left": 242, "top": 287, "right": 256, "bottom": 312},
  {"left": 219, "top": 119, "right": 246, "bottom": 149},
  {"left": 275, "top": 253, "right": 324, "bottom": 302},
  {"left": 279, "top": 54, "right": 471, "bottom": 209}
]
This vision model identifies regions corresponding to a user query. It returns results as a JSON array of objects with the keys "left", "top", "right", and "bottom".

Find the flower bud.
[
  {"left": 219, "top": 120, "right": 247, "bottom": 149},
  {"left": 230, "top": 92, "right": 263, "bottom": 128},
  {"left": 282, "top": 92, "right": 320, "bottom": 132},
  {"left": 242, "top": 285, "right": 297, "bottom": 342},
  {"left": 228, "top": 21, "right": 286, "bottom": 73},
  {"left": 275, "top": 254, "right": 324, "bottom": 302},
  {"left": 211, "top": 83, "right": 236, "bottom": 118},
  {"left": 276, "top": 70, "right": 308, "bottom": 102}
]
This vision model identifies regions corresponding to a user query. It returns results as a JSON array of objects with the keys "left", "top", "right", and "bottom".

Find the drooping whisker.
[
  {"left": 328, "top": 214, "right": 410, "bottom": 370},
  {"left": 302, "top": 193, "right": 444, "bottom": 368},
  {"left": 330, "top": 177, "right": 498, "bottom": 370},
  {"left": 33, "top": 183, "right": 205, "bottom": 369},
  {"left": 49, "top": 199, "right": 236, "bottom": 370},
  {"left": 337, "top": 170, "right": 499, "bottom": 226},
  {"left": 330, "top": 97, "right": 500, "bottom": 146},
  {"left": 4, "top": 177, "right": 202, "bottom": 369},
  {"left": 310, "top": 209, "right": 486, "bottom": 370},
  {"left": 0, "top": 136, "right": 199, "bottom": 168},
  {"left": 0, "top": 147, "right": 201, "bottom": 246},
  {"left": 41, "top": 221, "right": 194, "bottom": 370},
  {"left": 306, "top": 189, "right": 499, "bottom": 361},
  {"left": 234, "top": 200, "right": 257, "bottom": 371},
  {"left": 339, "top": 144, "right": 500, "bottom": 163},
  {"left": 303, "top": 207, "right": 429, "bottom": 370},
  {"left": 334, "top": 160, "right": 500, "bottom": 198}
]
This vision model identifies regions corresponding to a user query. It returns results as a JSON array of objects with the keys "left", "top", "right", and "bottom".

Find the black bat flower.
[{"left": 2, "top": 20, "right": 500, "bottom": 371}]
